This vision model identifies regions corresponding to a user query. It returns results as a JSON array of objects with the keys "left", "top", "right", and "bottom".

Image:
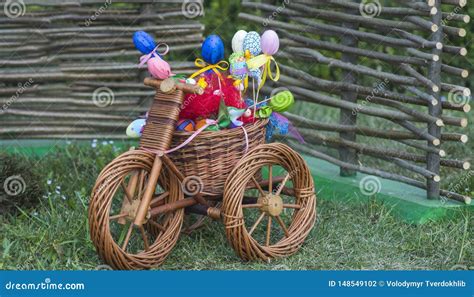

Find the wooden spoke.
[
  {"left": 138, "top": 226, "right": 150, "bottom": 251},
  {"left": 137, "top": 170, "right": 145, "bottom": 199},
  {"left": 276, "top": 173, "right": 291, "bottom": 196},
  {"left": 268, "top": 165, "right": 273, "bottom": 193},
  {"left": 251, "top": 176, "right": 266, "bottom": 197},
  {"left": 265, "top": 216, "right": 272, "bottom": 246},
  {"left": 283, "top": 204, "right": 301, "bottom": 210},
  {"left": 149, "top": 220, "right": 166, "bottom": 232},
  {"left": 242, "top": 203, "right": 262, "bottom": 209},
  {"left": 109, "top": 213, "right": 128, "bottom": 221},
  {"left": 150, "top": 192, "right": 169, "bottom": 206},
  {"left": 276, "top": 216, "right": 290, "bottom": 237},
  {"left": 248, "top": 212, "right": 266, "bottom": 236},
  {"left": 121, "top": 181, "right": 133, "bottom": 204},
  {"left": 121, "top": 223, "right": 134, "bottom": 250},
  {"left": 280, "top": 187, "right": 295, "bottom": 196},
  {"left": 257, "top": 176, "right": 284, "bottom": 190}
]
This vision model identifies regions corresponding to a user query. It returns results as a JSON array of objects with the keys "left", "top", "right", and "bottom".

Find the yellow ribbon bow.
[
  {"left": 246, "top": 54, "right": 280, "bottom": 90},
  {"left": 189, "top": 58, "right": 229, "bottom": 79}
]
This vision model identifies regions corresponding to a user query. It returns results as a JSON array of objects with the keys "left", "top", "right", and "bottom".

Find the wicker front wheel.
[
  {"left": 222, "top": 143, "right": 316, "bottom": 261},
  {"left": 89, "top": 150, "right": 184, "bottom": 270}
]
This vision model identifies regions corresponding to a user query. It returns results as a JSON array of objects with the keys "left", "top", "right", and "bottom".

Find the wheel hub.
[
  {"left": 121, "top": 199, "right": 151, "bottom": 223},
  {"left": 258, "top": 194, "right": 283, "bottom": 216}
]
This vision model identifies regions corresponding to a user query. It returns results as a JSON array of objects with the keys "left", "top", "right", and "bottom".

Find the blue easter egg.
[
  {"left": 201, "top": 35, "right": 224, "bottom": 64},
  {"left": 243, "top": 31, "right": 261, "bottom": 56},
  {"left": 133, "top": 31, "right": 157, "bottom": 55}
]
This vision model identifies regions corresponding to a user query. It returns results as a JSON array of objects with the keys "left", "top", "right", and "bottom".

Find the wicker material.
[
  {"left": 88, "top": 82, "right": 316, "bottom": 269},
  {"left": 168, "top": 119, "right": 269, "bottom": 196},
  {"left": 222, "top": 143, "right": 316, "bottom": 261},
  {"left": 139, "top": 90, "right": 184, "bottom": 151},
  {"left": 89, "top": 87, "right": 186, "bottom": 270},
  {"left": 89, "top": 150, "right": 184, "bottom": 270}
]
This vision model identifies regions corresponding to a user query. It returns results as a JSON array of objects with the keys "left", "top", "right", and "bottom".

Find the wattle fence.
[
  {"left": 240, "top": 0, "right": 471, "bottom": 202},
  {"left": 0, "top": 0, "right": 203, "bottom": 139},
  {"left": 1, "top": 0, "right": 471, "bottom": 202}
]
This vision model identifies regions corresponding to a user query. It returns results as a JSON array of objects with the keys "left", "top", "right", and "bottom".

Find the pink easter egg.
[
  {"left": 143, "top": 56, "right": 173, "bottom": 79},
  {"left": 261, "top": 30, "right": 280, "bottom": 55}
]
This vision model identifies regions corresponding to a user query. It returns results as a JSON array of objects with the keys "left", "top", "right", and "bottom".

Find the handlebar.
[{"left": 144, "top": 77, "right": 204, "bottom": 95}]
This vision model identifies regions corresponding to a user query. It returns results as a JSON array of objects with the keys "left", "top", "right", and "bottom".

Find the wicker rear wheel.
[
  {"left": 222, "top": 143, "right": 316, "bottom": 261},
  {"left": 89, "top": 150, "right": 184, "bottom": 270}
]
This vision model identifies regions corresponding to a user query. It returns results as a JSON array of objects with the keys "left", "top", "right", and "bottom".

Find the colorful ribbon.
[
  {"left": 138, "top": 43, "right": 169, "bottom": 67},
  {"left": 246, "top": 54, "right": 280, "bottom": 90},
  {"left": 189, "top": 58, "right": 229, "bottom": 79}
]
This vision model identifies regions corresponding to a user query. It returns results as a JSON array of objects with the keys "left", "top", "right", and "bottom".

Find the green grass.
[
  {"left": 1, "top": 0, "right": 473, "bottom": 271},
  {"left": 0, "top": 144, "right": 472, "bottom": 270}
]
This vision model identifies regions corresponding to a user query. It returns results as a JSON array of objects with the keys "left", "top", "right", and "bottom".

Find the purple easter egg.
[{"left": 261, "top": 30, "right": 279, "bottom": 55}]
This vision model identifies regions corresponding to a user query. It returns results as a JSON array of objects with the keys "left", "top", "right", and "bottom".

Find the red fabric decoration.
[
  {"left": 180, "top": 73, "right": 244, "bottom": 120},
  {"left": 241, "top": 113, "right": 255, "bottom": 124}
]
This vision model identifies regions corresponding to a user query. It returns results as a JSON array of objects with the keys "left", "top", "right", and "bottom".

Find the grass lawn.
[{"left": 0, "top": 144, "right": 472, "bottom": 270}]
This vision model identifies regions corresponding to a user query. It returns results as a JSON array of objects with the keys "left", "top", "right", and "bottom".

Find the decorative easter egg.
[
  {"left": 243, "top": 31, "right": 261, "bottom": 56},
  {"left": 176, "top": 119, "right": 195, "bottom": 132},
  {"left": 232, "top": 30, "right": 247, "bottom": 53},
  {"left": 143, "top": 56, "right": 173, "bottom": 79},
  {"left": 229, "top": 52, "right": 248, "bottom": 80},
  {"left": 133, "top": 31, "right": 157, "bottom": 55},
  {"left": 249, "top": 67, "right": 262, "bottom": 80},
  {"left": 126, "top": 118, "right": 146, "bottom": 138},
  {"left": 269, "top": 90, "right": 294, "bottom": 112},
  {"left": 201, "top": 35, "right": 224, "bottom": 64},
  {"left": 261, "top": 30, "right": 280, "bottom": 55}
]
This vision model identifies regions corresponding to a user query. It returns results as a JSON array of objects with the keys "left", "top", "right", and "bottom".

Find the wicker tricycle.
[{"left": 89, "top": 78, "right": 316, "bottom": 270}]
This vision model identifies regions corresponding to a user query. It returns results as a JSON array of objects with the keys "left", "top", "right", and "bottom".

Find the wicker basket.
[{"left": 169, "top": 119, "right": 268, "bottom": 196}]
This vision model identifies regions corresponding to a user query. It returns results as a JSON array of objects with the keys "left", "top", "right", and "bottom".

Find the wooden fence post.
[
  {"left": 339, "top": 1, "right": 359, "bottom": 177},
  {"left": 426, "top": 0, "right": 443, "bottom": 199}
]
